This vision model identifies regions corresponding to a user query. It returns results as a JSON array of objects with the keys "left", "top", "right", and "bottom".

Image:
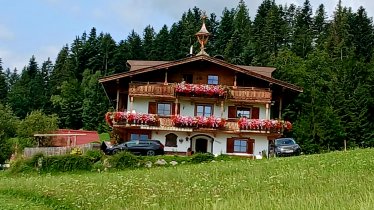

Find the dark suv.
[
  {"left": 103, "top": 140, "right": 164, "bottom": 156},
  {"left": 274, "top": 138, "right": 301, "bottom": 157}
]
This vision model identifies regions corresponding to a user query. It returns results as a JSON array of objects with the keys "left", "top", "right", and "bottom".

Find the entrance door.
[{"left": 195, "top": 138, "right": 208, "bottom": 153}]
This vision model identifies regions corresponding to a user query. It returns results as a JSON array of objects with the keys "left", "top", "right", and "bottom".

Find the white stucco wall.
[
  {"left": 128, "top": 97, "right": 267, "bottom": 120},
  {"left": 150, "top": 130, "right": 269, "bottom": 156}
]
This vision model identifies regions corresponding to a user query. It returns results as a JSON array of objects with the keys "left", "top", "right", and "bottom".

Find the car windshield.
[{"left": 275, "top": 138, "right": 296, "bottom": 146}]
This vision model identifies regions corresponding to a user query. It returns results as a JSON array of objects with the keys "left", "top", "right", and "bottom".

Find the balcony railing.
[
  {"left": 128, "top": 82, "right": 271, "bottom": 103},
  {"left": 105, "top": 112, "right": 291, "bottom": 134},
  {"left": 229, "top": 87, "right": 272, "bottom": 103},
  {"left": 129, "top": 82, "right": 175, "bottom": 98}
]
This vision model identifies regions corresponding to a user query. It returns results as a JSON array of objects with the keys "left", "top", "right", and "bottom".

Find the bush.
[
  {"left": 9, "top": 158, "right": 34, "bottom": 173},
  {"left": 190, "top": 153, "right": 214, "bottom": 164},
  {"left": 85, "top": 150, "right": 104, "bottom": 162},
  {"left": 108, "top": 151, "right": 139, "bottom": 170},
  {"left": 40, "top": 155, "right": 92, "bottom": 172}
]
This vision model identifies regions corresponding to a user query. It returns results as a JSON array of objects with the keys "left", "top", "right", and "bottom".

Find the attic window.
[{"left": 208, "top": 75, "right": 218, "bottom": 85}]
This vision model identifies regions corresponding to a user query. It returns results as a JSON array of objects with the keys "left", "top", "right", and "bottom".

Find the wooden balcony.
[
  {"left": 129, "top": 82, "right": 175, "bottom": 99},
  {"left": 229, "top": 87, "right": 272, "bottom": 103}
]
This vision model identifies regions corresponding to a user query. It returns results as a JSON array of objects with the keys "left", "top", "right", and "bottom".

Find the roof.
[
  {"left": 99, "top": 55, "right": 302, "bottom": 92},
  {"left": 127, "top": 60, "right": 169, "bottom": 71}
]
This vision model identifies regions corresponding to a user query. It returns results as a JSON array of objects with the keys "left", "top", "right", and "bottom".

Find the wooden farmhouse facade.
[{"left": 99, "top": 17, "right": 302, "bottom": 157}]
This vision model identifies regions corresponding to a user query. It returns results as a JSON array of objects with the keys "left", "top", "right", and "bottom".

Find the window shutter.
[
  {"left": 228, "top": 106, "right": 236, "bottom": 118},
  {"left": 226, "top": 138, "right": 234, "bottom": 153},
  {"left": 171, "top": 103, "right": 180, "bottom": 115},
  {"left": 148, "top": 102, "right": 156, "bottom": 114},
  {"left": 247, "top": 139, "right": 254, "bottom": 154},
  {"left": 251, "top": 107, "right": 259, "bottom": 119}
]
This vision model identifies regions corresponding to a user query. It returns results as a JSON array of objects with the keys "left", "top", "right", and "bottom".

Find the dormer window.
[{"left": 208, "top": 75, "right": 218, "bottom": 85}]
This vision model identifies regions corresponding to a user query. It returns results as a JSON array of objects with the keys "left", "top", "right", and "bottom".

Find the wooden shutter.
[
  {"left": 171, "top": 103, "right": 180, "bottom": 115},
  {"left": 251, "top": 107, "right": 259, "bottom": 119},
  {"left": 148, "top": 102, "right": 156, "bottom": 114},
  {"left": 226, "top": 138, "right": 234, "bottom": 153},
  {"left": 247, "top": 139, "right": 254, "bottom": 154},
  {"left": 228, "top": 106, "right": 237, "bottom": 118}
]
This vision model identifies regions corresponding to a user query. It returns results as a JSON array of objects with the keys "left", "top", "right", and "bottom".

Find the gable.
[{"left": 99, "top": 55, "right": 302, "bottom": 92}]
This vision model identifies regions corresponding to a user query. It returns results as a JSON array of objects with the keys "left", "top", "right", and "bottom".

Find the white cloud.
[{"left": 0, "top": 24, "right": 14, "bottom": 41}]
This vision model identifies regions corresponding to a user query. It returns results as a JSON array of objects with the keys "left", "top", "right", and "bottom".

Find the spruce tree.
[{"left": 0, "top": 58, "right": 8, "bottom": 104}]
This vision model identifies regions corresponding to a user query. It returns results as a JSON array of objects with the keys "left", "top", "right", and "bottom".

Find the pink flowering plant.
[
  {"left": 105, "top": 112, "right": 159, "bottom": 127},
  {"left": 172, "top": 115, "right": 226, "bottom": 129},
  {"left": 175, "top": 83, "right": 227, "bottom": 97},
  {"left": 238, "top": 118, "right": 292, "bottom": 131}
]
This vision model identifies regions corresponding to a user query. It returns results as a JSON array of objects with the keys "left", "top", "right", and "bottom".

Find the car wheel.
[
  {"left": 112, "top": 149, "right": 119, "bottom": 155},
  {"left": 146, "top": 150, "right": 156, "bottom": 156}
]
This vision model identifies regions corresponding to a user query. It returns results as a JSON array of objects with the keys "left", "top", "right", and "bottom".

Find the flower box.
[
  {"left": 238, "top": 118, "right": 292, "bottom": 131},
  {"left": 172, "top": 115, "right": 226, "bottom": 129},
  {"left": 175, "top": 83, "right": 228, "bottom": 98},
  {"left": 105, "top": 112, "right": 159, "bottom": 127}
]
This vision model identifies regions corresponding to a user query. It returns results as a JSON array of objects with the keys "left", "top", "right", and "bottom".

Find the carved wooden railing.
[
  {"left": 229, "top": 87, "right": 272, "bottom": 103},
  {"left": 129, "top": 82, "right": 175, "bottom": 98},
  {"left": 128, "top": 82, "right": 271, "bottom": 103}
]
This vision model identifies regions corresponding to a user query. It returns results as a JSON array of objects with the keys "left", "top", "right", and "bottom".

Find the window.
[
  {"left": 130, "top": 134, "right": 149, "bottom": 141},
  {"left": 208, "top": 75, "right": 218, "bottom": 85},
  {"left": 182, "top": 74, "right": 193, "bottom": 83},
  {"left": 157, "top": 103, "right": 171, "bottom": 116},
  {"left": 234, "top": 139, "right": 247, "bottom": 153},
  {"left": 165, "top": 133, "right": 178, "bottom": 147},
  {"left": 237, "top": 107, "right": 251, "bottom": 118},
  {"left": 196, "top": 104, "right": 213, "bottom": 117}
]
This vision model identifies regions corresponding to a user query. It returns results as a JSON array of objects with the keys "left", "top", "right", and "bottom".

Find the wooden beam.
[{"left": 278, "top": 96, "right": 283, "bottom": 120}]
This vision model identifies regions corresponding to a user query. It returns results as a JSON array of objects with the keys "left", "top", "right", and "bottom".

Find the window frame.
[
  {"left": 157, "top": 102, "right": 172, "bottom": 116},
  {"left": 165, "top": 133, "right": 178, "bottom": 147},
  {"left": 127, "top": 130, "right": 151, "bottom": 141},
  {"left": 236, "top": 107, "right": 251, "bottom": 118},
  {"left": 195, "top": 104, "right": 214, "bottom": 117},
  {"left": 233, "top": 139, "right": 248, "bottom": 153},
  {"left": 207, "top": 75, "right": 219, "bottom": 85}
]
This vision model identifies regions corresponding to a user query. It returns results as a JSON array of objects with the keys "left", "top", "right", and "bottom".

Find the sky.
[{"left": 1, "top": 0, "right": 373, "bottom": 71}]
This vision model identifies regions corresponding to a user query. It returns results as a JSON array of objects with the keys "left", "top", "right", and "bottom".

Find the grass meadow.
[{"left": 1, "top": 149, "right": 374, "bottom": 210}]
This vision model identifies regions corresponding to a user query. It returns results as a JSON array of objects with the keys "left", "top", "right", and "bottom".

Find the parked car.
[
  {"left": 103, "top": 140, "right": 164, "bottom": 156},
  {"left": 274, "top": 138, "right": 301, "bottom": 157}
]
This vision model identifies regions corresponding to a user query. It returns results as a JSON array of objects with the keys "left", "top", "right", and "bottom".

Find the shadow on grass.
[{"left": 0, "top": 189, "right": 77, "bottom": 210}]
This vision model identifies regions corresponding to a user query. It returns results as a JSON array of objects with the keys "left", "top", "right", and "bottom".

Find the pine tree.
[
  {"left": 113, "top": 40, "right": 131, "bottom": 73},
  {"left": 0, "top": 58, "right": 8, "bottom": 104},
  {"left": 50, "top": 45, "right": 74, "bottom": 95},
  {"left": 127, "top": 30, "right": 145, "bottom": 60},
  {"left": 292, "top": 0, "right": 313, "bottom": 57},
  {"left": 82, "top": 70, "right": 110, "bottom": 132},
  {"left": 154, "top": 25, "right": 172, "bottom": 60},
  {"left": 214, "top": 8, "right": 235, "bottom": 57},
  {"left": 142, "top": 25, "right": 156, "bottom": 60},
  {"left": 350, "top": 7, "right": 374, "bottom": 62},
  {"left": 51, "top": 79, "right": 83, "bottom": 129},
  {"left": 313, "top": 4, "right": 328, "bottom": 49}
]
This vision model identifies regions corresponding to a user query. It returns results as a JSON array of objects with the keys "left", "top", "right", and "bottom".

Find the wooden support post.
[
  {"left": 344, "top": 140, "right": 347, "bottom": 151},
  {"left": 130, "top": 96, "right": 134, "bottom": 112},
  {"left": 164, "top": 71, "right": 168, "bottom": 85},
  {"left": 278, "top": 97, "right": 283, "bottom": 120},
  {"left": 265, "top": 103, "right": 270, "bottom": 120},
  {"left": 175, "top": 98, "right": 179, "bottom": 115},
  {"left": 116, "top": 80, "right": 120, "bottom": 111},
  {"left": 234, "top": 74, "right": 237, "bottom": 88},
  {"left": 220, "top": 101, "right": 224, "bottom": 118}
]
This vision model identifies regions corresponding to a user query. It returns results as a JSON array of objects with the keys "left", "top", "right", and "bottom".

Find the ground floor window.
[
  {"left": 234, "top": 139, "right": 247, "bottom": 153},
  {"left": 130, "top": 134, "right": 148, "bottom": 141},
  {"left": 127, "top": 130, "right": 151, "bottom": 141},
  {"left": 226, "top": 138, "right": 254, "bottom": 154},
  {"left": 165, "top": 133, "right": 177, "bottom": 147}
]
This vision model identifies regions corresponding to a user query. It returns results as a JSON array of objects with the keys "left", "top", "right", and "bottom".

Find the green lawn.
[{"left": 1, "top": 149, "right": 374, "bottom": 210}]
